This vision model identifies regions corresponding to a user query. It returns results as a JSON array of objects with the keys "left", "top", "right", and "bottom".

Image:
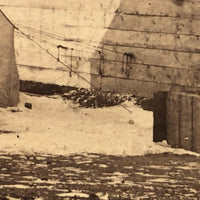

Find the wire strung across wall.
[
  {"left": 15, "top": 27, "right": 193, "bottom": 72},
  {"left": 1, "top": 3, "right": 200, "bottom": 22},
  {"left": 15, "top": 24, "right": 125, "bottom": 55},
  {"left": 56, "top": 45, "right": 74, "bottom": 77},
  {"left": 15, "top": 21, "right": 200, "bottom": 54},
  {"left": 14, "top": 26, "right": 200, "bottom": 91},
  {"left": 15, "top": 27, "right": 135, "bottom": 112},
  {"left": 121, "top": 53, "right": 136, "bottom": 78},
  {"left": 16, "top": 30, "right": 197, "bottom": 91},
  {"left": 18, "top": 62, "right": 200, "bottom": 90},
  {"left": 15, "top": 26, "right": 104, "bottom": 56},
  {"left": 18, "top": 37, "right": 193, "bottom": 72},
  {"left": 15, "top": 22, "right": 200, "bottom": 71},
  {"left": 16, "top": 27, "right": 96, "bottom": 88}
]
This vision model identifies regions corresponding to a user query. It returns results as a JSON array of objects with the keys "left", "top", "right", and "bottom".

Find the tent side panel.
[
  {"left": 9, "top": 27, "right": 19, "bottom": 106},
  {"left": 0, "top": 12, "right": 19, "bottom": 107}
]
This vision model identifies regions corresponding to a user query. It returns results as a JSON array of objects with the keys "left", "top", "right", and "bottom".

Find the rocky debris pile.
[
  {"left": 62, "top": 88, "right": 135, "bottom": 108},
  {"left": 135, "top": 97, "right": 154, "bottom": 111},
  {"left": 20, "top": 80, "right": 76, "bottom": 95},
  {"left": 20, "top": 80, "right": 153, "bottom": 110}
]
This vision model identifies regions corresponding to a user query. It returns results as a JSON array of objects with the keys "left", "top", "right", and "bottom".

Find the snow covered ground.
[{"left": 0, "top": 93, "right": 198, "bottom": 156}]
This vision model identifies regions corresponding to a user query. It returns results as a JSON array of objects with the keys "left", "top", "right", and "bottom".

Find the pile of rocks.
[{"left": 62, "top": 88, "right": 134, "bottom": 108}]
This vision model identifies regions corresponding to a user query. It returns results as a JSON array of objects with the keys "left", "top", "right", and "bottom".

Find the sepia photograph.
[{"left": 0, "top": 0, "right": 200, "bottom": 199}]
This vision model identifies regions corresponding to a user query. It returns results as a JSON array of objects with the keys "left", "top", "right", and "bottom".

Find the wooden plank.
[
  {"left": 179, "top": 93, "right": 193, "bottom": 150},
  {"left": 192, "top": 96, "right": 200, "bottom": 153},
  {"left": 102, "top": 45, "right": 200, "bottom": 70},
  {"left": 166, "top": 92, "right": 180, "bottom": 148},
  {"left": 117, "top": 0, "right": 200, "bottom": 18},
  {"left": 107, "top": 14, "right": 200, "bottom": 35},
  {"left": 153, "top": 92, "right": 167, "bottom": 142}
]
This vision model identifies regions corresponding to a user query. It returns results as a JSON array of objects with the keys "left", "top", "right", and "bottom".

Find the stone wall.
[
  {"left": 1, "top": 0, "right": 200, "bottom": 97},
  {"left": 0, "top": 0, "right": 121, "bottom": 89},
  {"left": 90, "top": 0, "right": 200, "bottom": 97}
]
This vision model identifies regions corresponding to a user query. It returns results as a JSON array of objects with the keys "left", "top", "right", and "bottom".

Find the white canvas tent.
[{"left": 0, "top": 10, "right": 19, "bottom": 107}]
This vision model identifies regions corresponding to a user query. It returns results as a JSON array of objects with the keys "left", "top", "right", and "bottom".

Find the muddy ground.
[{"left": 0, "top": 152, "right": 200, "bottom": 200}]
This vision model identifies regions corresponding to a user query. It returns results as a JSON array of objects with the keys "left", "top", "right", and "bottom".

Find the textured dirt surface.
[{"left": 0, "top": 153, "right": 200, "bottom": 200}]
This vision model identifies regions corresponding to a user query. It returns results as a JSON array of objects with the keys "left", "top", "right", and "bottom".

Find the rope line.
[
  {"left": 1, "top": 3, "right": 200, "bottom": 20},
  {"left": 15, "top": 24, "right": 200, "bottom": 56},
  {"left": 17, "top": 63, "right": 200, "bottom": 90},
  {"left": 15, "top": 25, "right": 196, "bottom": 72},
  {"left": 16, "top": 28, "right": 97, "bottom": 89},
  {"left": 15, "top": 27, "right": 200, "bottom": 92},
  {"left": 16, "top": 28, "right": 134, "bottom": 112},
  {"left": 15, "top": 24, "right": 126, "bottom": 55}
]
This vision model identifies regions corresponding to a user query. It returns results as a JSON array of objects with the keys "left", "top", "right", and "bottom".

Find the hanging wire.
[
  {"left": 69, "top": 48, "right": 73, "bottom": 77},
  {"left": 16, "top": 28, "right": 193, "bottom": 72},
  {"left": 98, "top": 50, "right": 104, "bottom": 90},
  {"left": 14, "top": 27, "right": 136, "bottom": 113},
  {"left": 15, "top": 24, "right": 106, "bottom": 57},
  {"left": 57, "top": 45, "right": 62, "bottom": 61},
  {"left": 15, "top": 23, "right": 123, "bottom": 55},
  {"left": 16, "top": 27, "right": 97, "bottom": 88},
  {"left": 14, "top": 26, "right": 200, "bottom": 116},
  {"left": 15, "top": 22, "right": 200, "bottom": 60}
]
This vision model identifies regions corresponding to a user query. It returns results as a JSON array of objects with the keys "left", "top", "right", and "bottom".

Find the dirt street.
[{"left": 0, "top": 153, "right": 200, "bottom": 200}]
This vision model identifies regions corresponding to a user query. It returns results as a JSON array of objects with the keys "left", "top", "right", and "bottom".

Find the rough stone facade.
[{"left": 1, "top": 0, "right": 200, "bottom": 97}]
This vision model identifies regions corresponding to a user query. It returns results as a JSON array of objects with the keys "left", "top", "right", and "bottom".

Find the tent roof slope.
[{"left": 0, "top": 9, "right": 16, "bottom": 29}]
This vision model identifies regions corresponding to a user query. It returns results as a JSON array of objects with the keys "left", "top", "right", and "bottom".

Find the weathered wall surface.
[
  {"left": 91, "top": 0, "right": 200, "bottom": 97},
  {"left": 1, "top": 0, "right": 200, "bottom": 97},
  {"left": 0, "top": 11, "right": 19, "bottom": 107},
  {"left": 0, "top": 0, "right": 121, "bottom": 88}
]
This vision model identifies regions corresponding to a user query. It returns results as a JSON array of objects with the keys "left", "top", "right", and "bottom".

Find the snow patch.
[
  {"left": 148, "top": 178, "right": 178, "bottom": 183},
  {"left": 0, "top": 156, "right": 12, "bottom": 160},
  {"left": 0, "top": 185, "right": 30, "bottom": 189},
  {"left": 57, "top": 192, "right": 89, "bottom": 198},
  {"left": 7, "top": 197, "right": 21, "bottom": 200},
  {"left": 0, "top": 93, "right": 199, "bottom": 157},
  {"left": 99, "top": 164, "right": 108, "bottom": 168},
  {"left": 34, "top": 179, "right": 60, "bottom": 184},
  {"left": 135, "top": 172, "right": 169, "bottom": 178}
]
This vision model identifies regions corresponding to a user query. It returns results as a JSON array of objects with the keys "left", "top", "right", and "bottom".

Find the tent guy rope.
[{"left": 15, "top": 26, "right": 133, "bottom": 113}]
